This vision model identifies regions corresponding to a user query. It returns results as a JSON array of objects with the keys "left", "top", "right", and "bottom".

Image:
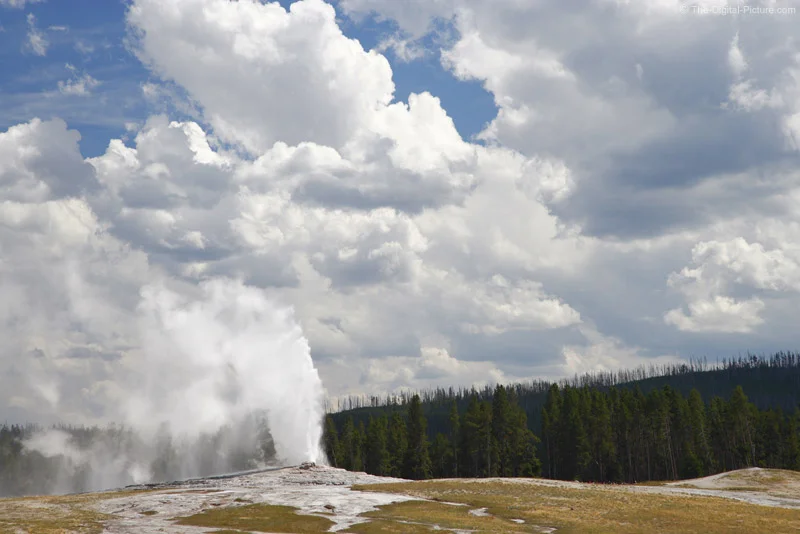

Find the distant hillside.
[{"left": 331, "top": 351, "right": 800, "bottom": 439}]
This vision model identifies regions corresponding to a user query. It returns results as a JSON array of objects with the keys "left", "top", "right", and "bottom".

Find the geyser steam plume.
[
  {"left": 132, "top": 279, "right": 325, "bottom": 465},
  {"left": 21, "top": 278, "right": 327, "bottom": 494}
]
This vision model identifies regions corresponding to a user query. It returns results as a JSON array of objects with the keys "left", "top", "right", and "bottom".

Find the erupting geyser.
[
  {"left": 132, "top": 278, "right": 326, "bottom": 466},
  {"left": 21, "top": 278, "right": 327, "bottom": 494}
]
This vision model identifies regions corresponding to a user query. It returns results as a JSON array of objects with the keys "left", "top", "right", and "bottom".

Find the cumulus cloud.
[
  {"left": 67, "top": 17, "right": 582, "bottom": 393},
  {"left": 331, "top": 0, "right": 800, "bottom": 358},
  {"left": 665, "top": 237, "right": 800, "bottom": 333},
  {"left": 340, "top": 0, "right": 800, "bottom": 240},
  {"left": 664, "top": 296, "right": 766, "bottom": 334},
  {"left": 0, "top": 118, "right": 97, "bottom": 202},
  {"left": 127, "top": 0, "right": 395, "bottom": 154},
  {"left": 76, "top": 106, "right": 578, "bottom": 399},
  {"left": 6, "top": 0, "right": 800, "bottom": 418}
]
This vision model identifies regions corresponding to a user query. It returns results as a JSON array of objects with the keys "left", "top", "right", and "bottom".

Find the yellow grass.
[
  {"left": 351, "top": 478, "right": 800, "bottom": 533},
  {"left": 0, "top": 490, "right": 147, "bottom": 534},
  {"left": 346, "top": 499, "right": 529, "bottom": 533},
  {"left": 174, "top": 502, "right": 336, "bottom": 533}
]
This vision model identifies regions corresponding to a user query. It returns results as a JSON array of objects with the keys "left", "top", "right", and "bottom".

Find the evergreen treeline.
[
  {"left": 323, "top": 386, "right": 541, "bottom": 479},
  {"left": 328, "top": 351, "right": 800, "bottom": 482},
  {"left": 540, "top": 384, "right": 800, "bottom": 482},
  {"left": 330, "top": 352, "right": 800, "bottom": 451}
]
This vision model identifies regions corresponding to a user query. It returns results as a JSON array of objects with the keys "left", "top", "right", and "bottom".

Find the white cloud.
[
  {"left": 0, "top": 118, "right": 96, "bottom": 203},
  {"left": 77, "top": 97, "right": 581, "bottom": 393},
  {"left": 664, "top": 296, "right": 766, "bottom": 334},
  {"left": 725, "top": 80, "right": 784, "bottom": 111},
  {"left": 375, "top": 34, "right": 426, "bottom": 62},
  {"left": 785, "top": 111, "right": 800, "bottom": 151},
  {"left": 74, "top": 39, "right": 95, "bottom": 55},
  {"left": 321, "top": 345, "right": 509, "bottom": 402},
  {"left": 58, "top": 64, "right": 100, "bottom": 97},
  {"left": 561, "top": 325, "right": 680, "bottom": 376},
  {"left": 424, "top": 272, "right": 581, "bottom": 335},
  {"left": 127, "top": 0, "right": 395, "bottom": 155},
  {"left": 728, "top": 32, "right": 748, "bottom": 78},
  {"left": 25, "top": 13, "right": 47, "bottom": 56},
  {"left": 720, "top": 49, "right": 800, "bottom": 152},
  {"left": 435, "top": 4, "right": 677, "bottom": 168},
  {"left": 0, "top": 0, "right": 44, "bottom": 7},
  {"left": 670, "top": 238, "right": 800, "bottom": 294},
  {"left": 7, "top": 0, "right": 800, "bottom": 415},
  {"left": 665, "top": 237, "right": 800, "bottom": 333}
]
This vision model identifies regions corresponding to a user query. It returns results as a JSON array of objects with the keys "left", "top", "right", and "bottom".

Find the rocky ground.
[{"left": 92, "top": 463, "right": 418, "bottom": 533}]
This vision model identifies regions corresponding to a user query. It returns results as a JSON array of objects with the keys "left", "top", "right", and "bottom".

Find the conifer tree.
[
  {"left": 365, "top": 416, "right": 389, "bottom": 475},
  {"left": 541, "top": 384, "right": 561, "bottom": 479},
  {"left": 587, "top": 389, "right": 616, "bottom": 481},
  {"left": 708, "top": 396, "right": 728, "bottom": 471},
  {"left": 430, "top": 433, "right": 453, "bottom": 478},
  {"left": 478, "top": 401, "right": 496, "bottom": 477},
  {"left": 728, "top": 386, "right": 757, "bottom": 468},
  {"left": 387, "top": 412, "right": 407, "bottom": 478},
  {"left": 323, "top": 415, "right": 340, "bottom": 468},
  {"left": 681, "top": 389, "right": 709, "bottom": 477},
  {"left": 403, "top": 395, "right": 432, "bottom": 479},
  {"left": 449, "top": 400, "right": 460, "bottom": 477},
  {"left": 339, "top": 417, "right": 356, "bottom": 470},
  {"left": 491, "top": 384, "right": 512, "bottom": 476},
  {"left": 610, "top": 388, "right": 633, "bottom": 482},
  {"left": 764, "top": 409, "right": 786, "bottom": 467},
  {"left": 509, "top": 402, "right": 541, "bottom": 477},
  {"left": 460, "top": 396, "right": 483, "bottom": 477},
  {"left": 560, "top": 387, "right": 590, "bottom": 480},
  {"left": 353, "top": 421, "right": 367, "bottom": 472},
  {"left": 782, "top": 409, "right": 800, "bottom": 470}
]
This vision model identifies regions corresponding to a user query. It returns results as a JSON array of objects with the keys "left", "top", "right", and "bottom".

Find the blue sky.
[
  {"left": 0, "top": 0, "right": 496, "bottom": 157},
  {"left": 0, "top": 0, "right": 147, "bottom": 155}
]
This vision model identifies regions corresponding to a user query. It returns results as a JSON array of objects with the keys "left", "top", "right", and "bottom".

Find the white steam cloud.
[
  {"left": 19, "top": 278, "right": 326, "bottom": 494},
  {"left": 130, "top": 279, "right": 325, "bottom": 464}
]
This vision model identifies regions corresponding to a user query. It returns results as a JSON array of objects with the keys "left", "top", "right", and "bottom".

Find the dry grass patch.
[
  {"left": 175, "top": 502, "right": 335, "bottom": 533},
  {"left": 671, "top": 468, "right": 800, "bottom": 500},
  {"left": 346, "top": 499, "right": 529, "bottom": 533},
  {"left": 353, "top": 479, "right": 800, "bottom": 533},
  {"left": 0, "top": 490, "right": 148, "bottom": 534}
]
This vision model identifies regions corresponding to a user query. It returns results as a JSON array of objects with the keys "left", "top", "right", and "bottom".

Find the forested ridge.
[{"left": 326, "top": 351, "right": 800, "bottom": 482}]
